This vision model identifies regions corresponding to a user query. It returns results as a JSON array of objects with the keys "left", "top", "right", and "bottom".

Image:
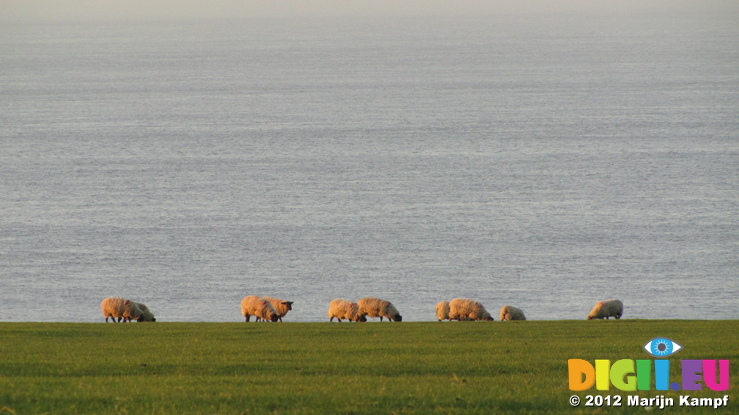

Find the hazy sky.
[{"left": 0, "top": 0, "right": 718, "bottom": 24}]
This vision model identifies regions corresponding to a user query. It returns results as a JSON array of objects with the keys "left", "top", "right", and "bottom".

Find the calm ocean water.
[{"left": 1, "top": 2, "right": 737, "bottom": 322}]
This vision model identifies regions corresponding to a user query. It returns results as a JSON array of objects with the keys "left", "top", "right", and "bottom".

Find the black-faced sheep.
[
  {"left": 241, "top": 296, "right": 279, "bottom": 322},
  {"left": 587, "top": 299, "right": 623, "bottom": 320},
  {"left": 101, "top": 297, "right": 143, "bottom": 323},
  {"left": 357, "top": 297, "right": 402, "bottom": 322},
  {"left": 261, "top": 297, "right": 294, "bottom": 322},
  {"left": 448, "top": 298, "right": 494, "bottom": 321},
  {"left": 328, "top": 299, "right": 367, "bottom": 322},
  {"left": 133, "top": 302, "right": 156, "bottom": 322}
]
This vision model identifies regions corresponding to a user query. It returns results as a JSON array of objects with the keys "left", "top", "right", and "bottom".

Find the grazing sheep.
[
  {"left": 436, "top": 301, "right": 450, "bottom": 321},
  {"left": 100, "top": 297, "right": 143, "bottom": 323},
  {"left": 241, "top": 296, "right": 279, "bottom": 322},
  {"left": 448, "top": 298, "right": 494, "bottom": 321},
  {"left": 587, "top": 299, "right": 624, "bottom": 320},
  {"left": 101, "top": 297, "right": 125, "bottom": 322},
  {"left": 133, "top": 302, "right": 156, "bottom": 322},
  {"left": 499, "top": 305, "right": 526, "bottom": 321},
  {"left": 328, "top": 299, "right": 367, "bottom": 322},
  {"left": 357, "top": 297, "right": 403, "bottom": 322},
  {"left": 261, "top": 297, "right": 294, "bottom": 322}
]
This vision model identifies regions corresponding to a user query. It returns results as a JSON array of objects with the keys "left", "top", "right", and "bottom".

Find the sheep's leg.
[
  {"left": 245, "top": 314, "right": 251, "bottom": 322},
  {"left": 380, "top": 316, "right": 384, "bottom": 322}
]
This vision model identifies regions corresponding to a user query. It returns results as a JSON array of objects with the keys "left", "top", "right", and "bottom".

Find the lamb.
[
  {"left": 448, "top": 298, "right": 494, "bottom": 321},
  {"left": 587, "top": 299, "right": 624, "bottom": 320},
  {"left": 499, "top": 305, "right": 526, "bottom": 321},
  {"left": 436, "top": 301, "right": 450, "bottom": 321},
  {"left": 328, "top": 299, "right": 367, "bottom": 322},
  {"left": 261, "top": 297, "right": 294, "bottom": 322},
  {"left": 357, "top": 297, "right": 403, "bottom": 322},
  {"left": 101, "top": 297, "right": 143, "bottom": 323},
  {"left": 133, "top": 302, "right": 156, "bottom": 322},
  {"left": 241, "top": 296, "right": 279, "bottom": 322}
]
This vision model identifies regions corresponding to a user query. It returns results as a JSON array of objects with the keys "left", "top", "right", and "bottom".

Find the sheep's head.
[
  {"left": 282, "top": 301, "right": 294, "bottom": 311},
  {"left": 269, "top": 313, "right": 279, "bottom": 322},
  {"left": 394, "top": 315, "right": 403, "bottom": 322},
  {"left": 356, "top": 315, "right": 367, "bottom": 322}
]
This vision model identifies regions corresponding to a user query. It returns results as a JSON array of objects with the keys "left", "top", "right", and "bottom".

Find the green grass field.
[{"left": 0, "top": 320, "right": 736, "bottom": 414}]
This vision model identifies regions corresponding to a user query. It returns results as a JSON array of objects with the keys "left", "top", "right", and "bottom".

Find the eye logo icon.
[{"left": 643, "top": 338, "right": 683, "bottom": 357}]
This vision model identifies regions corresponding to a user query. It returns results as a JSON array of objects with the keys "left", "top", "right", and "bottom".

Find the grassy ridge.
[{"left": 0, "top": 320, "right": 736, "bottom": 414}]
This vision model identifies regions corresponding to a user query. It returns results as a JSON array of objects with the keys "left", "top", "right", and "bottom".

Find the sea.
[{"left": 1, "top": 1, "right": 737, "bottom": 322}]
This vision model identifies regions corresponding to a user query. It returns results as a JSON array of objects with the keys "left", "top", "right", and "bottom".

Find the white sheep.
[
  {"left": 436, "top": 301, "right": 450, "bottom": 321},
  {"left": 260, "top": 297, "right": 294, "bottom": 322},
  {"left": 101, "top": 297, "right": 143, "bottom": 323},
  {"left": 499, "top": 305, "right": 526, "bottom": 321},
  {"left": 587, "top": 299, "right": 624, "bottom": 320},
  {"left": 328, "top": 299, "right": 367, "bottom": 322},
  {"left": 241, "top": 296, "right": 279, "bottom": 322},
  {"left": 448, "top": 298, "right": 494, "bottom": 321},
  {"left": 133, "top": 302, "right": 156, "bottom": 322},
  {"left": 357, "top": 297, "right": 403, "bottom": 322}
]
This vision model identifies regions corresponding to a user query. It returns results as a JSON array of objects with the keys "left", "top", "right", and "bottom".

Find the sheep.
[
  {"left": 133, "top": 302, "right": 156, "bottom": 322},
  {"left": 241, "top": 296, "right": 279, "bottom": 322},
  {"left": 357, "top": 297, "right": 403, "bottom": 322},
  {"left": 436, "top": 301, "right": 450, "bottom": 321},
  {"left": 119, "top": 301, "right": 146, "bottom": 322},
  {"left": 499, "top": 305, "right": 526, "bottom": 321},
  {"left": 448, "top": 298, "right": 494, "bottom": 321},
  {"left": 100, "top": 297, "right": 143, "bottom": 323},
  {"left": 101, "top": 297, "right": 125, "bottom": 322},
  {"left": 260, "top": 297, "right": 294, "bottom": 322},
  {"left": 328, "top": 299, "right": 367, "bottom": 322},
  {"left": 587, "top": 299, "right": 624, "bottom": 320}
]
